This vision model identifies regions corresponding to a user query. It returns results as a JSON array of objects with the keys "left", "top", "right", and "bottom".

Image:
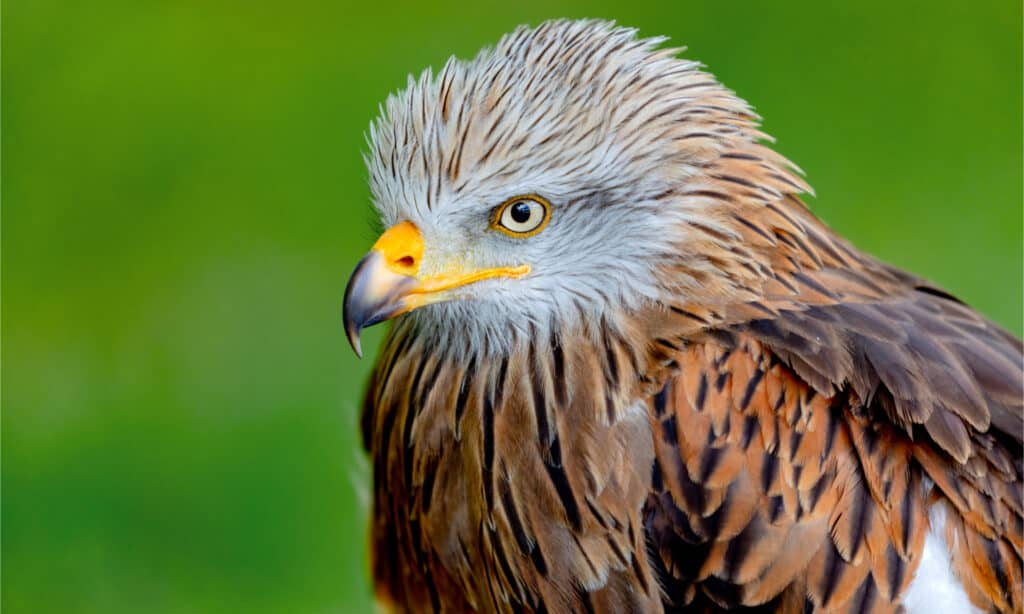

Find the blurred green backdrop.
[{"left": 4, "top": 1, "right": 1021, "bottom": 612}]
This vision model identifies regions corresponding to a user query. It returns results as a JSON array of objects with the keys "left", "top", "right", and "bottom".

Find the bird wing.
[{"left": 645, "top": 254, "right": 1023, "bottom": 612}]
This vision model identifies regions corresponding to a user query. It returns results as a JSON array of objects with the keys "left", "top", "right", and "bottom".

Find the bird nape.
[{"left": 341, "top": 19, "right": 1022, "bottom": 614}]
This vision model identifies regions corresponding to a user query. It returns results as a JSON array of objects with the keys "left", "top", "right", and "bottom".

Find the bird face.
[
  {"left": 343, "top": 180, "right": 677, "bottom": 356},
  {"left": 342, "top": 214, "right": 531, "bottom": 356},
  {"left": 343, "top": 21, "right": 759, "bottom": 356}
]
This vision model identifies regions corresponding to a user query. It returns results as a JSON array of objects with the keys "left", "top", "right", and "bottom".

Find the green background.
[{"left": 4, "top": 1, "right": 1021, "bottom": 612}]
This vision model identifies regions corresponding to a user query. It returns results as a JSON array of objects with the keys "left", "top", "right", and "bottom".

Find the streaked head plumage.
[{"left": 348, "top": 20, "right": 795, "bottom": 354}]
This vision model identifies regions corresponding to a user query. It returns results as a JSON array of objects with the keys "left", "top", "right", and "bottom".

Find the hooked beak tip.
[
  {"left": 342, "top": 254, "right": 371, "bottom": 358},
  {"left": 349, "top": 336, "right": 364, "bottom": 359},
  {"left": 345, "top": 321, "right": 364, "bottom": 358},
  {"left": 342, "top": 251, "right": 416, "bottom": 357}
]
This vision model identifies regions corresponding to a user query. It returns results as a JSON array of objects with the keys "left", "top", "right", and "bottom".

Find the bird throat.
[{"left": 361, "top": 312, "right": 672, "bottom": 610}]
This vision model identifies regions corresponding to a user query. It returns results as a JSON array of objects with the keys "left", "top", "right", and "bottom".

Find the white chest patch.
[{"left": 901, "top": 504, "right": 980, "bottom": 614}]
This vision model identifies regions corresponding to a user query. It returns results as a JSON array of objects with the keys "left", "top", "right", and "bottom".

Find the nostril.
[{"left": 396, "top": 255, "right": 416, "bottom": 269}]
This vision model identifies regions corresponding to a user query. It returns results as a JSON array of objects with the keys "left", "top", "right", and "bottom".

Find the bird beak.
[{"left": 343, "top": 220, "right": 530, "bottom": 357}]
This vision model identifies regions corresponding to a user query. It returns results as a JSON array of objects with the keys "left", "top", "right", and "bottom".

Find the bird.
[{"left": 342, "top": 19, "right": 1022, "bottom": 614}]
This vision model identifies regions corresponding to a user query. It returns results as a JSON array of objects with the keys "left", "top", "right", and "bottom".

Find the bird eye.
[{"left": 492, "top": 195, "right": 551, "bottom": 237}]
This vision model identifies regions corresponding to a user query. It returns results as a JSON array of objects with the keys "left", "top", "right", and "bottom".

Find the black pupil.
[{"left": 509, "top": 202, "right": 533, "bottom": 224}]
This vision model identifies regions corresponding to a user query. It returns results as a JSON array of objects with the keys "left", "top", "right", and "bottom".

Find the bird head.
[{"left": 344, "top": 20, "right": 783, "bottom": 357}]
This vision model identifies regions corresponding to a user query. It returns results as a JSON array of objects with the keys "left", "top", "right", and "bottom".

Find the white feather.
[{"left": 902, "top": 502, "right": 981, "bottom": 614}]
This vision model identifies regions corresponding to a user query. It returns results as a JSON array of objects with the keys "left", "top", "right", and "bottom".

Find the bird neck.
[{"left": 362, "top": 308, "right": 669, "bottom": 609}]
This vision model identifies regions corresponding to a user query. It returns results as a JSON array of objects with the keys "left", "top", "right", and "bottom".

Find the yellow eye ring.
[{"left": 490, "top": 194, "right": 552, "bottom": 238}]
